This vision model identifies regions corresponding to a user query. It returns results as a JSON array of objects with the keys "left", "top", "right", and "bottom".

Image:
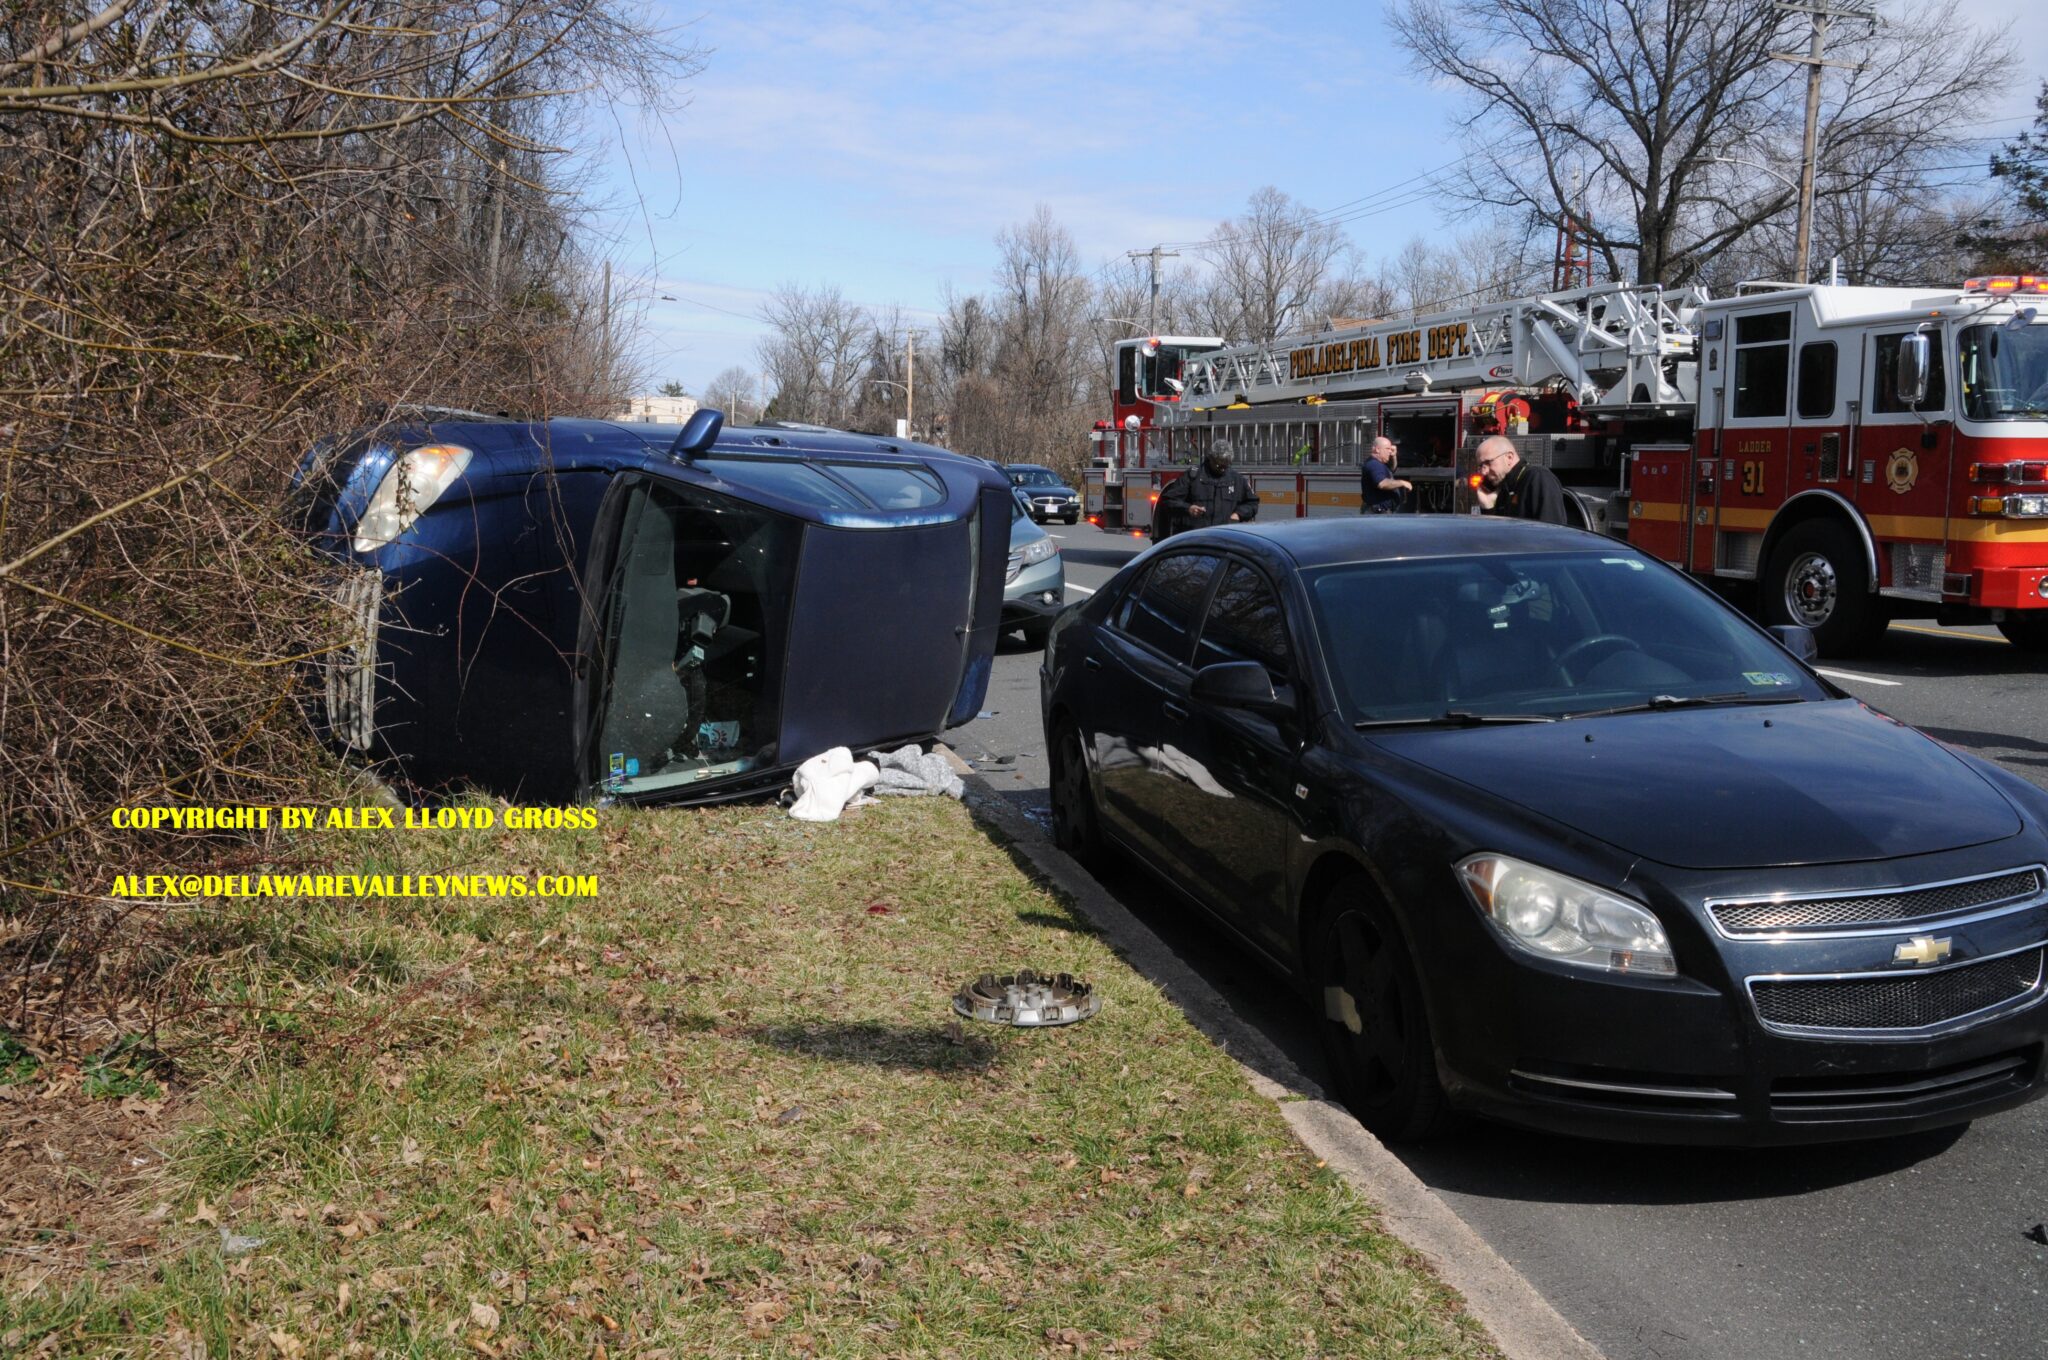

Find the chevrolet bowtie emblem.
[{"left": 1894, "top": 936, "right": 1953, "bottom": 967}]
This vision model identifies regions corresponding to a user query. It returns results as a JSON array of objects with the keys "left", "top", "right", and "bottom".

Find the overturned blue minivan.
[{"left": 289, "top": 408, "right": 1012, "bottom": 804}]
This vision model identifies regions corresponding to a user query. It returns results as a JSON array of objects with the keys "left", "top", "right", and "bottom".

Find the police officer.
[
  {"left": 1156, "top": 439, "right": 1259, "bottom": 540},
  {"left": 1472, "top": 435, "right": 1569, "bottom": 524}
]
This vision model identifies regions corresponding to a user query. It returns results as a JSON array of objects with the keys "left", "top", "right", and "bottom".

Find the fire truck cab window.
[
  {"left": 1117, "top": 347, "right": 1138, "bottom": 407},
  {"left": 1731, "top": 311, "right": 1791, "bottom": 419},
  {"left": 1142, "top": 346, "right": 1184, "bottom": 399},
  {"left": 1872, "top": 332, "right": 1947, "bottom": 415},
  {"left": 1958, "top": 324, "right": 2048, "bottom": 420},
  {"left": 1795, "top": 342, "right": 1837, "bottom": 420}
]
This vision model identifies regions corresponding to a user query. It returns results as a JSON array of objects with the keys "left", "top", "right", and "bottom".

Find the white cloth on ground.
[
  {"left": 866, "top": 744, "right": 966, "bottom": 800},
  {"left": 786, "top": 746, "right": 881, "bottom": 821}
]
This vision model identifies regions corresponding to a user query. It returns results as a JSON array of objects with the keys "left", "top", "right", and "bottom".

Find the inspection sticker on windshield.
[{"left": 1743, "top": 671, "right": 1795, "bottom": 687}]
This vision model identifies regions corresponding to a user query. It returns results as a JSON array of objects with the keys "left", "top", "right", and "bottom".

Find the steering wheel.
[{"left": 1555, "top": 633, "right": 1643, "bottom": 682}]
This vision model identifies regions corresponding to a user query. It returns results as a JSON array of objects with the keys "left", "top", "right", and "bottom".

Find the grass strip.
[{"left": 1, "top": 798, "right": 1499, "bottom": 1358}]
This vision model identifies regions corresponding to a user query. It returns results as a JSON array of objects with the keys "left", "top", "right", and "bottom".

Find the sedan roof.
[{"left": 1173, "top": 516, "right": 1610, "bottom": 568}]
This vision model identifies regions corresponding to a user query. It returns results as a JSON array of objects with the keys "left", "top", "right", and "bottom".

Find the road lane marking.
[
  {"left": 1817, "top": 667, "right": 1902, "bottom": 686},
  {"left": 1065, "top": 582, "right": 1096, "bottom": 596},
  {"left": 1891, "top": 622, "right": 2008, "bottom": 645}
]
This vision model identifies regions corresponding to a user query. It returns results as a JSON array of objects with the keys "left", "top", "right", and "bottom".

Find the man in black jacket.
[
  {"left": 1155, "top": 440, "right": 1259, "bottom": 540},
  {"left": 1472, "top": 435, "right": 1569, "bottom": 524}
]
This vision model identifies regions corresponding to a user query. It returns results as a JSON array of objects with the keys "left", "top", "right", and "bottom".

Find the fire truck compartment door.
[
  {"left": 1689, "top": 448, "right": 1721, "bottom": 570},
  {"left": 1626, "top": 445, "right": 1691, "bottom": 567}
]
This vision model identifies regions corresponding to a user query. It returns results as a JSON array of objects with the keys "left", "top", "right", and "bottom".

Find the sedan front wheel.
[{"left": 1314, "top": 883, "right": 1446, "bottom": 1142}]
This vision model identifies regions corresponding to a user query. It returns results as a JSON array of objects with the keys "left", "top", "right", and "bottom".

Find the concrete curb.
[{"left": 943, "top": 749, "right": 1604, "bottom": 1360}]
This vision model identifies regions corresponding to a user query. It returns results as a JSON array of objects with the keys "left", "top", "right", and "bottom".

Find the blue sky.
[{"left": 593, "top": 0, "right": 2048, "bottom": 397}]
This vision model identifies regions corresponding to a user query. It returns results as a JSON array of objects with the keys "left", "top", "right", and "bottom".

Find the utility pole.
[
  {"left": 600, "top": 259, "right": 612, "bottom": 387},
  {"left": 1127, "top": 245, "right": 1181, "bottom": 332},
  {"left": 905, "top": 331, "right": 914, "bottom": 437},
  {"left": 1771, "top": 2, "right": 1876, "bottom": 283}
]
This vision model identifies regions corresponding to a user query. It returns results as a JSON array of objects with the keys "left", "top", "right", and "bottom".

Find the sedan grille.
[
  {"left": 1710, "top": 868, "right": 2043, "bottom": 935},
  {"left": 1751, "top": 948, "right": 2044, "bottom": 1034}
]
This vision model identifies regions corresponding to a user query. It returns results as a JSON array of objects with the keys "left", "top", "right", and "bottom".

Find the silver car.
[{"left": 1004, "top": 488, "right": 1064, "bottom": 643}]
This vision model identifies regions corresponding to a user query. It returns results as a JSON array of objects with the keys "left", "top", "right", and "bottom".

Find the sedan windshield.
[
  {"left": 1959, "top": 323, "right": 2048, "bottom": 420},
  {"left": 1306, "top": 551, "right": 1829, "bottom": 723}
]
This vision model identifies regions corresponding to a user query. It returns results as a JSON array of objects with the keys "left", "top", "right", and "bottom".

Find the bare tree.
[
  {"left": 0, "top": 0, "right": 700, "bottom": 1033},
  {"left": 700, "top": 366, "right": 762, "bottom": 424},
  {"left": 1197, "top": 187, "right": 1356, "bottom": 340},
  {"left": 1391, "top": 0, "right": 2009, "bottom": 286},
  {"left": 757, "top": 284, "right": 871, "bottom": 426},
  {"left": 988, "top": 206, "right": 1095, "bottom": 466}
]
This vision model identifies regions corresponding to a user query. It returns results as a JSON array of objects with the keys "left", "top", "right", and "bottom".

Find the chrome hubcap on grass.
[{"left": 1783, "top": 550, "right": 1838, "bottom": 627}]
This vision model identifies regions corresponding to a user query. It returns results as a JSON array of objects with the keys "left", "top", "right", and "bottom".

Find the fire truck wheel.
[
  {"left": 1997, "top": 613, "right": 2048, "bottom": 652},
  {"left": 1311, "top": 881, "right": 1446, "bottom": 1143},
  {"left": 1763, "top": 519, "right": 1884, "bottom": 656},
  {"left": 1048, "top": 721, "right": 1107, "bottom": 868}
]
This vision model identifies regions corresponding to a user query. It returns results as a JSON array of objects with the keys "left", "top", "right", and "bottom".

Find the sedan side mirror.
[
  {"left": 1769, "top": 623, "right": 1819, "bottom": 664},
  {"left": 1190, "top": 660, "right": 1295, "bottom": 719}
]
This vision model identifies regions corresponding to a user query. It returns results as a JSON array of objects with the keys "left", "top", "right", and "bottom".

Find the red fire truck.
[{"left": 1082, "top": 277, "right": 2048, "bottom": 654}]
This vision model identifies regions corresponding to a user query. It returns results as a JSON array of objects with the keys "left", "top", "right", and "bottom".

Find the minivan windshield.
[
  {"left": 1306, "top": 551, "right": 1829, "bottom": 723},
  {"left": 1959, "top": 323, "right": 2048, "bottom": 420}
]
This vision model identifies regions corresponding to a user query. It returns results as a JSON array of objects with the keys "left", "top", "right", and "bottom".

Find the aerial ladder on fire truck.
[{"left": 1177, "top": 281, "right": 1711, "bottom": 416}]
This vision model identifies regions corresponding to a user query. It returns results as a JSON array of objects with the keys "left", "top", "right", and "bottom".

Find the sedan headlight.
[
  {"left": 353, "top": 444, "right": 473, "bottom": 552},
  {"left": 1456, "top": 853, "right": 1676, "bottom": 977}
]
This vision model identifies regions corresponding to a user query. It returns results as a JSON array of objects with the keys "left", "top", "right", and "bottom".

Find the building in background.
[{"left": 615, "top": 394, "right": 700, "bottom": 423}]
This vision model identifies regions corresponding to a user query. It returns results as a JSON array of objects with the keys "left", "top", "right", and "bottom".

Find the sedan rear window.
[
  {"left": 1307, "top": 551, "right": 1828, "bottom": 722},
  {"left": 1117, "top": 553, "right": 1219, "bottom": 660}
]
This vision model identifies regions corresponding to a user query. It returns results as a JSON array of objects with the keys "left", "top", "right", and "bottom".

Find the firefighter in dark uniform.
[
  {"left": 1155, "top": 439, "right": 1259, "bottom": 540},
  {"left": 1472, "top": 435, "right": 1569, "bottom": 524}
]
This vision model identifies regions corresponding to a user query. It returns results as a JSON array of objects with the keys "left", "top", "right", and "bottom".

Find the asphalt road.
[{"left": 949, "top": 523, "right": 2048, "bottom": 1360}]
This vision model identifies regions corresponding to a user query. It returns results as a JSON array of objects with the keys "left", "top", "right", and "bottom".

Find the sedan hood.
[{"left": 1372, "top": 700, "right": 2022, "bottom": 869}]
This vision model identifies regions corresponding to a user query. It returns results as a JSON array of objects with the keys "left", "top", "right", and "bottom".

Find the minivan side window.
[{"left": 1117, "top": 553, "right": 1219, "bottom": 661}]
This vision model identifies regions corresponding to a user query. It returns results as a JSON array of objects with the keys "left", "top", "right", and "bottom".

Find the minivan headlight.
[
  {"left": 353, "top": 444, "right": 472, "bottom": 552},
  {"left": 1456, "top": 853, "right": 1676, "bottom": 976}
]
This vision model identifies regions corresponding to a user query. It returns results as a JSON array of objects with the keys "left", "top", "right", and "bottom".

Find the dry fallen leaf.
[
  {"left": 400, "top": 1137, "right": 425, "bottom": 1167},
  {"left": 469, "top": 1301, "right": 500, "bottom": 1332},
  {"left": 185, "top": 1198, "right": 220, "bottom": 1227},
  {"left": 162, "top": 1322, "right": 207, "bottom": 1360},
  {"left": 267, "top": 1330, "right": 304, "bottom": 1360},
  {"left": 336, "top": 1282, "right": 351, "bottom": 1315},
  {"left": 743, "top": 1297, "right": 787, "bottom": 1339}
]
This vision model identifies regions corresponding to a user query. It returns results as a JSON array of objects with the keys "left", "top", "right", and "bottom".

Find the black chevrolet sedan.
[{"left": 1039, "top": 517, "right": 2048, "bottom": 1145}]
